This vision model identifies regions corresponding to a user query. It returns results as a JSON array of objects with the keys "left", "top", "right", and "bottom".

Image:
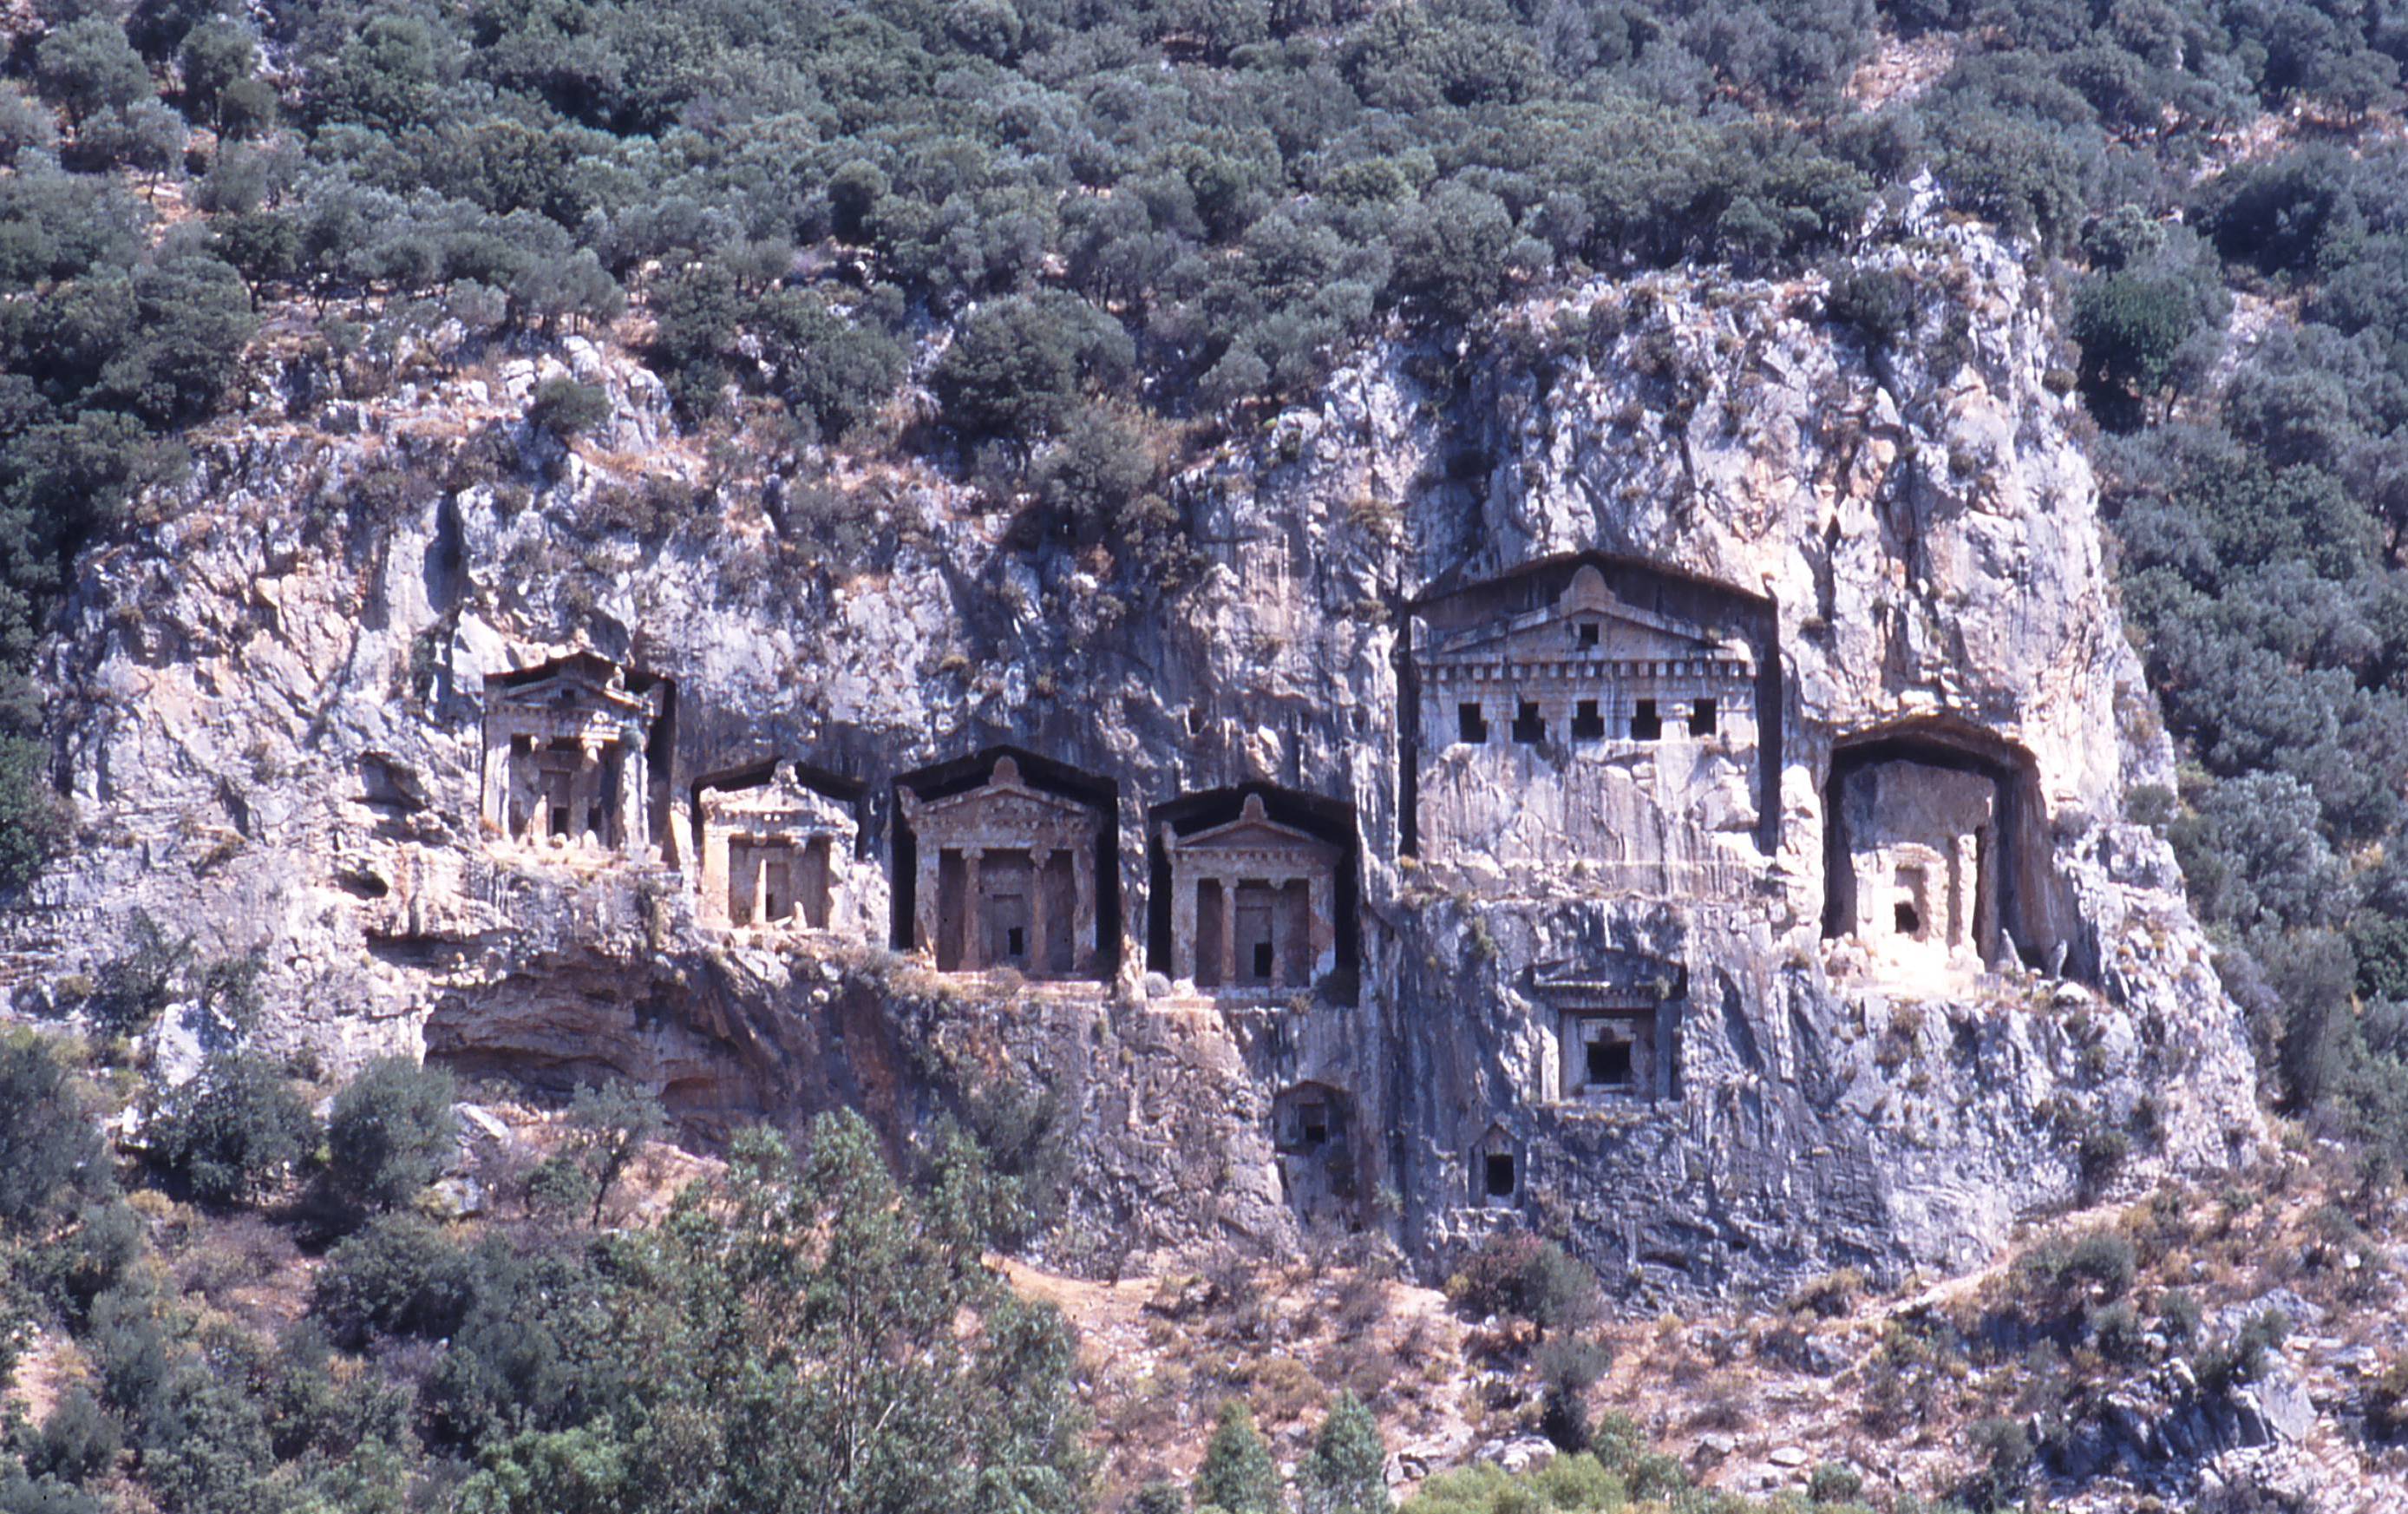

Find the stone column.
[
  {"left": 703, "top": 810, "right": 729, "bottom": 924},
  {"left": 571, "top": 739, "right": 602, "bottom": 848},
  {"left": 481, "top": 718, "right": 511, "bottom": 835},
  {"left": 962, "top": 848, "right": 985, "bottom": 970},
  {"left": 1214, "top": 870, "right": 1236, "bottom": 986},
  {"left": 753, "top": 834, "right": 773, "bottom": 925},
  {"left": 1307, "top": 868, "right": 1333, "bottom": 980},
  {"left": 1029, "top": 848, "right": 1051, "bottom": 978},
  {"left": 1071, "top": 843, "right": 1096, "bottom": 974},
  {"left": 618, "top": 724, "right": 649, "bottom": 859},
  {"left": 1168, "top": 842, "right": 1195, "bottom": 981},
  {"left": 915, "top": 845, "right": 940, "bottom": 959}
]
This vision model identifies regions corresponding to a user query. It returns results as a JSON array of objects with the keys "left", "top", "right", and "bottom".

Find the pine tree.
[
  {"left": 1299, "top": 1393, "right": 1389, "bottom": 1514},
  {"left": 1193, "top": 1400, "right": 1278, "bottom": 1514}
]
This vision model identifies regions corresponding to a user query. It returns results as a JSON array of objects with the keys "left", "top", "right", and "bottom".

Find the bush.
[
  {"left": 527, "top": 377, "right": 611, "bottom": 438},
  {"left": 1445, "top": 1233, "right": 1600, "bottom": 1336},
  {"left": 1964, "top": 1416, "right": 2032, "bottom": 1510},
  {"left": 25, "top": 1387, "right": 122, "bottom": 1484},
  {"left": 1299, "top": 1393, "right": 1389, "bottom": 1514},
  {"left": 1807, "top": 1462, "right": 1864, "bottom": 1504},
  {"left": 1194, "top": 1400, "right": 1278, "bottom": 1514},
  {"left": 311, "top": 1212, "right": 474, "bottom": 1346},
  {"left": 325, "top": 1056, "right": 455, "bottom": 1216},
  {"left": 0, "top": 1034, "right": 109, "bottom": 1235},
  {"left": 150, "top": 1053, "right": 318, "bottom": 1206}
]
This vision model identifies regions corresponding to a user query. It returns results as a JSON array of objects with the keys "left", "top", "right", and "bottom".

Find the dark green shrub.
[
  {"left": 0, "top": 1035, "right": 109, "bottom": 1235},
  {"left": 151, "top": 1053, "right": 318, "bottom": 1206},
  {"left": 312, "top": 1213, "right": 474, "bottom": 1345},
  {"left": 1807, "top": 1462, "right": 1863, "bottom": 1504},
  {"left": 325, "top": 1057, "right": 455, "bottom": 1216},
  {"left": 1445, "top": 1232, "right": 1600, "bottom": 1335},
  {"left": 1193, "top": 1400, "right": 1278, "bottom": 1514},
  {"left": 26, "top": 1386, "right": 122, "bottom": 1484},
  {"left": 1963, "top": 1416, "right": 2032, "bottom": 1510},
  {"left": 527, "top": 377, "right": 610, "bottom": 437}
]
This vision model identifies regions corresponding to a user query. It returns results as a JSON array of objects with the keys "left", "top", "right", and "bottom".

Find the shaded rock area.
[{"left": 5, "top": 209, "right": 2261, "bottom": 1297}]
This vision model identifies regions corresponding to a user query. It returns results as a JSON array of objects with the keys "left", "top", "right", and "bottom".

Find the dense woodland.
[{"left": 6, "top": 0, "right": 2408, "bottom": 1504}]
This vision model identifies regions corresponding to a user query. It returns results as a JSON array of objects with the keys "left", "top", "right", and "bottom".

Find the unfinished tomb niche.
[
  {"left": 481, "top": 654, "right": 669, "bottom": 861},
  {"left": 1822, "top": 724, "right": 2072, "bottom": 976},
  {"left": 1405, "top": 556, "right": 1777, "bottom": 880},
  {"left": 1147, "top": 785, "right": 1358, "bottom": 1000},
  {"left": 1472, "top": 1124, "right": 1521, "bottom": 1209},
  {"left": 1272, "top": 1081, "right": 1358, "bottom": 1229},
  {"left": 896, "top": 752, "right": 1113, "bottom": 979},
  {"left": 696, "top": 761, "right": 860, "bottom": 932},
  {"left": 1533, "top": 954, "right": 1685, "bottom": 1104}
]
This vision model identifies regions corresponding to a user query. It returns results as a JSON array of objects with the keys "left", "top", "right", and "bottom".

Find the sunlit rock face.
[{"left": 10, "top": 209, "right": 2259, "bottom": 1298}]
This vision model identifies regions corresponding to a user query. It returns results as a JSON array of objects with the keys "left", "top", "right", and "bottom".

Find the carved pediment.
[
  {"left": 1170, "top": 795, "right": 1338, "bottom": 863},
  {"left": 1423, "top": 566, "right": 1750, "bottom": 671},
  {"left": 904, "top": 755, "right": 1103, "bottom": 842},
  {"left": 1529, "top": 951, "right": 1685, "bottom": 1002},
  {"left": 487, "top": 655, "right": 658, "bottom": 721}
]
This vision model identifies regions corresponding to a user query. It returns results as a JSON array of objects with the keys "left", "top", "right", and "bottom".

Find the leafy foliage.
[{"left": 324, "top": 1056, "right": 455, "bottom": 1216}]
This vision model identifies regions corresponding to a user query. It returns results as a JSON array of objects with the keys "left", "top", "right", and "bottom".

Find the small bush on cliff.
[
  {"left": 325, "top": 1057, "right": 455, "bottom": 1217},
  {"left": 526, "top": 377, "right": 610, "bottom": 439},
  {"left": 1446, "top": 1233, "right": 1601, "bottom": 1336}
]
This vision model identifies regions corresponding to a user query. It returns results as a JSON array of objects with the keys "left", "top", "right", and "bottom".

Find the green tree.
[
  {"left": 151, "top": 1052, "right": 318, "bottom": 1206},
  {"left": 0, "top": 1033, "right": 109, "bottom": 1235},
  {"left": 177, "top": 20, "right": 258, "bottom": 128},
  {"left": 1388, "top": 180, "right": 1513, "bottom": 324},
  {"left": 558, "top": 1079, "right": 664, "bottom": 1226},
  {"left": 586, "top": 1112, "right": 1089, "bottom": 1514},
  {"left": 1193, "top": 1401, "right": 1277, "bottom": 1514},
  {"left": 325, "top": 1056, "right": 456, "bottom": 1215},
  {"left": 1299, "top": 1393, "right": 1388, "bottom": 1514},
  {"left": 36, "top": 18, "right": 154, "bottom": 129}
]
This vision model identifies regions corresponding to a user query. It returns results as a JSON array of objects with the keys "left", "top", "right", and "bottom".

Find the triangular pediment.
[
  {"left": 1423, "top": 566, "right": 1749, "bottom": 668},
  {"left": 1530, "top": 951, "right": 1685, "bottom": 1000},
  {"left": 909, "top": 756, "right": 1103, "bottom": 829},
  {"left": 488, "top": 656, "right": 654, "bottom": 718},
  {"left": 1174, "top": 795, "right": 1338, "bottom": 860}
]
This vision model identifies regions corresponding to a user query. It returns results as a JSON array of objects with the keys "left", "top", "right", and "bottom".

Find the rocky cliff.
[{"left": 6, "top": 202, "right": 2264, "bottom": 1297}]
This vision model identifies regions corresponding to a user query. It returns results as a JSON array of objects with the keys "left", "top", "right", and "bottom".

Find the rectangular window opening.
[
  {"left": 1587, "top": 1039, "right": 1633, "bottom": 1088},
  {"left": 1690, "top": 698, "right": 1718, "bottom": 737},
  {"left": 1252, "top": 941, "right": 1275, "bottom": 980},
  {"left": 1300, "top": 1104, "right": 1329, "bottom": 1145},
  {"left": 550, "top": 806, "right": 571, "bottom": 837},
  {"left": 1631, "top": 698, "right": 1662, "bottom": 741},
  {"left": 1574, "top": 621, "right": 1600, "bottom": 649},
  {"left": 1006, "top": 926, "right": 1026, "bottom": 960},
  {"left": 1457, "top": 702, "right": 1488, "bottom": 744},
  {"left": 1572, "top": 698, "right": 1605, "bottom": 739},
  {"left": 1512, "top": 700, "right": 1546, "bottom": 744},
  {"left": 1483, "top": 1153, "right": 1516, "bottom": 1199}
]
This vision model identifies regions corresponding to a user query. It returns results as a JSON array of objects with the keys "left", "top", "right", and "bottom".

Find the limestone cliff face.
[{"left": 8, "top": 208, "right": 2261, "bottom": 1295}]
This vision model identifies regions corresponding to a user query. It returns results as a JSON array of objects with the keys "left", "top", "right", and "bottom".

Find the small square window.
[
  {"left": 1690, "top": 698, "right": 1718, "bottom": 737},
  {"left": 1631, "top": 699, "right": 1661, "bottom": 741},
  {"left": 1484, "top": 1153, "right": 1516, "bottom": 1198},
  {"left": 1572, "top": 699, "right": 1605, "bottom": 739},
  {"left": 1458, "top": 702, "right": 1489, "bottom": 744},
  {"left": 1574, "top": 621, "right": 1600, "bottom": 649},
  {"left": 1512, "top": 701, "right": 1546, "bottom": 744}
]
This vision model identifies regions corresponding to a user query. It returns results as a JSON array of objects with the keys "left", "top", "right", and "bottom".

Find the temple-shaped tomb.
[
  {"left": 481, "top": 655, "right": 671, "bottom": 861},
  {"left": 1534, "top": 953, "right": 1685, "bottom": 1104},
  {"left": 895, "top": 752, "right": 1114, "bottom": 979},
  {"left": 696, "top": 761, "right": 865, "bottom": 933},
  {"left": 1822, "top": 722, "right": 2084, "bottom": 980},
  {"left": 1407, "top": 558, "right": 1776, "bottom": 890},
  {"left": 1151, "top": 790, "right": 1355, "bottom": 998}
]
